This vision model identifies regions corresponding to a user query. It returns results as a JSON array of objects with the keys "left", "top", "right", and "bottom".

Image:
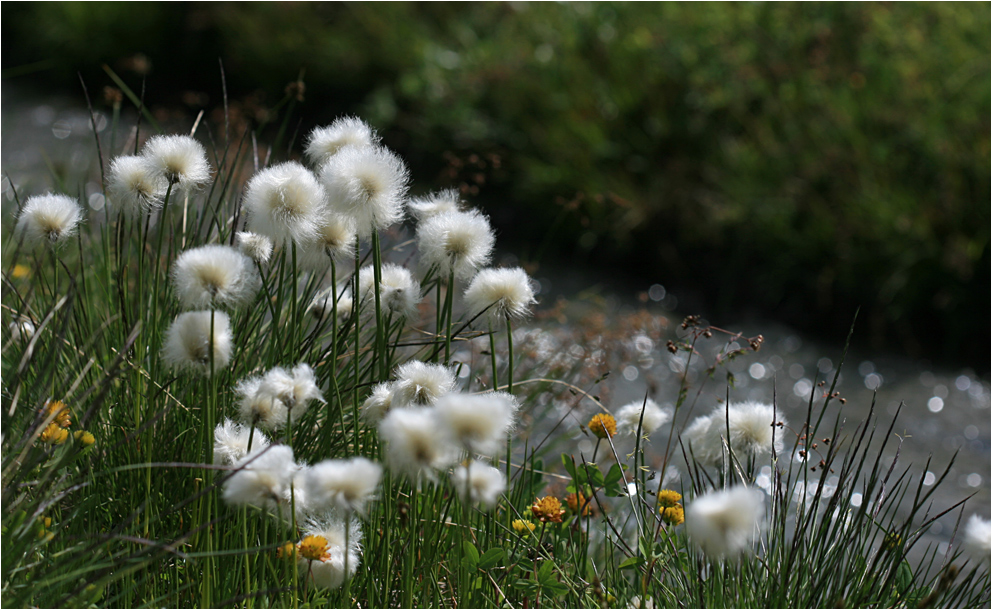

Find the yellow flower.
[
  {"left": 40, "top": 422, "right": 69, "bottom": 445},
  {"left": 12, "top": 264, "right": 31, "bottom": 280},
  {"left": 74, "top": 430, "right": 96, "bottom": 446},
  {"left": 276, "top": 542, "right": 296, "bottom": 560},
  {"left": 44, "top": 400, "right": 72, "bottom": 428},
  {"left": 657, "top": 489, "right": 682, "bottom": 508},
  {"left": 660, "top": 504, "right": 685, "bottom": 526},
  {"left": 587, "top": 413, "right": 616, "bottom": 439},
  {"left": 566, "top": 492, "right": 592, "bottom": 516},
  {"left": 298, "top": 535, "right": 331, "bottom": 562},
  {"left": 512, "top": 519, "right": 537, "bottom": 535},
  {"left": 531, "top": 496, "right": 565, "bottom": 523}
]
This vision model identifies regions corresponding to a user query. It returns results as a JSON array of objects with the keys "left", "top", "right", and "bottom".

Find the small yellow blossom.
[
  {"left": 512, "top": 519, "right": 537, "bottom": 535},
  {"left": 657, "top": 489, "right": 682, "bottom": 508},
  {"left": 276, "top": 541, "right": 296, "bottom": 559},
  {"left": 40, "top": 422, "right": 69, "bottom": 445},
  {"left": 531, "top": 496, "right": 565, "bottom": 523},
  {"left": 44, "top": 400, "right": 72, "bottom": 428},
  {"left": 74, "top": 430, "right": 96, "bottom": 445},
  {"left": 660, "top": 504, "right": 685, "bottom": 526},
  {"left": 298, "top": 534, "right": 331, "bottom": 562},
  {"left": 12, "top": 264, "right": 31, "bottom": 280},
  {"left": 566, "top": 492, "right": 592, "bottom": 516},
  {"left": 587, "top": 413, "right": 616, "bottom": 439}
]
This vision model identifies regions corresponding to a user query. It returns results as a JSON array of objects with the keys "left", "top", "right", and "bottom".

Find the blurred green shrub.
[{"left": 3, "top": 2, "right": 989, "bottom": 364}]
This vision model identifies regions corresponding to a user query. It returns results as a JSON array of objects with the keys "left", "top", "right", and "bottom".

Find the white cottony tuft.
[
  {"left": 963, "top": 514, "right": 991, "bottom": 561},
  {"left": 299, "top": 213, "right": 357, "bottom": 270},
  {"left": 309, "top": 285, "right": 353, "bottom": 324},
  {"left": 417, "top": 209, "right": 495, "bottom": 281},
  {"left": 463, "top": 267, "right": 537, "bottom": 324},
  {"left": 683, "top": 402, "right": 785, "bottom": 467},
  {"left": 15, "top": 194, "right": 83, "bottom": 247},
  {"left": 450, "top": 459, "right": 505, "bottom": 510},
  {"left": 616, "top": 398, "right": 671, "bottom": 437},
  {"left": 357, "top": 263, "right": 421, "bottom": 320},
  {"left": 685, "top": 486, "right": 765, "bottom": 559},
  {"left": 172, "top": 244, "right": 261, "bottom": 310},
  {"left": 305, "top": 117, "right": 380, "bottom": 167},
  {"left": 223, "top": 445, "right": 298, "bottom": 511},
  {"left": 379, "top": 407, "right": 456, "bottom": 480},
  {"left": 244, "top": 161, "right": 328, "bottom": 246},
  {"left": 141, "top": 134, "right": 211, "bottom": 192},
  {"left": 256, "top": 364, "right": 324, "bottom": 427},
  {"left": 236, "top": 377, "right": 288, "bottom": 431},
  {"left": 305, "top": 457, "right": 382, "bottom": 516},
  {"left": 236, "top": 231, "right": 274, "bottom": 264},
  {"left": 408, "top": 188, "right": 462, "bottom": 222},
  {"left": 296, "top": 517, "right": 363, "bottom": 589},
  {"left": 320, "top": 145, "right": 409, "bottom": 239},
  {"left": 360, "top": 382, "right": 395, "bottom": 424},
  {"left": 107, "top": 155, "right": 168, "bottom": 215},
  {"left": 391, "top": 361, "right": 457, "bottom": 407},
  {"left": 213, "top": 418, "right": 270, "bottom": 466},
  {"left": 162, "top": 310, "right": 233, "bottom": 375},
  {"left": 434, "top": 391, "right": 518, "bottom": 457}
]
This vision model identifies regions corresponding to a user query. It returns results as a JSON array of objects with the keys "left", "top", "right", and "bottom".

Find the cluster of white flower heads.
[
  {"left": 15, "top": 194, "right": 83, "bottom": 247},
  {"left": 162, "top": 310, "right": 233, "bottom": 375},
  {"left": 463, "top": 267, "right": 537, "bottom": 324},
  {"left": 235, "top": 364, "right": 324, "bottom": 430},
  {"left": 683, "top": 401, "right": 785, "bottom": 467},
  {"left": 616, "top": 398, "right": 672, "bottom": 437},
  {"left": 172, "top": 244, "right": 261, "bottom": 310},
  {"left": 417, "top": 209, "right": 495, "bottom": 281},
  {"left": 685, "top": 486, "right": 765, "bottom": 559}
]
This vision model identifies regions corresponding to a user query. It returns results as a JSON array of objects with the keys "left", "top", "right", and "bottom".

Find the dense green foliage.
[{"left": 2, "top": 2, "right": 989, "bottom": 365}]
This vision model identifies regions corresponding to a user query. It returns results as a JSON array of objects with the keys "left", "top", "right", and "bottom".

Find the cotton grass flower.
[
  {"left": 963, "top": 514, "right": 991, "bottom": 561},
  {"left": 463, "top": 267, "right": 537, "bottom": 324},
  {"left": 417, "top": 209, "right": 495, "bottom": 281},
  {"left": 434, "top": 392, "right": 517, "bottom": 456},
  {"left": 309, "top": 286, "right": 353, "bottom": 324},
  {"left": 391, "top": 361, "right": 456, "bottom": 407},
  {"left": 360, "top": 382, "right": 395, "bottom": 424},
  {"left": 408, "top": 188, "right": 462, "bottom": 221},
  {"left": 141, "top": 134, "right": 211, "bottom": 191},
  {"left": 296, "top": 517, "right": 362, "bottom": 589},
  {"left": 107, "top": 155, "right": 167, "bottom": 215},
  {"left": 683, "top": 402, "right": 785, "bottom": 467},
  {"left": 305, "top": 117, "right": 379, "bottom": 166},
  {"left": 379, "top": 407, "right": 456, "bottom": 480},
  {"left": 213, "top": 418, "right": 270, "bottom": 466},
  {"left": 9, "top": 315, "right": 36, "bottom": 344},
  {"left": 172, "top": 244, "right": 261, "bottom": 310},
  {"left": 15, "top": 194, "right": 83, "bottom": 247},
  {"left": 685, "top": 486, "right": 764, "bottom": 559},
  {"left": 235, "top": 376, "right": 288, "bottom": 431},
  {"left": 162, "top": 310, "right": 233, "bottom": 375},
  {"left": 299, "top": 213, "right": 357, "bottom": 270},
  {"left": 320, "top": 145, "right": 409, "bottom": 239},
  {"left": 236, "top": 231, "right": 274, "bottom": 264},
  {"left": 223, "top": 445, "right": 298, "bottom": 511},
  {"left": 257, "top": 364, "right": 324, "bottom": 425},
  {"left": 305, "top": 457, "right": 382, "bottom": 516},
  {"left": 244, "top": 161, "right": 328, "bottom": 246},
  {"left": 616, "top": 398, "right": 671, "bottom": 437},
  {"left": 357, "top": 263, "right": 421, "bottom": 320},
  {"left": 450, "top": 460, "right": 505, "bottom": 510}
]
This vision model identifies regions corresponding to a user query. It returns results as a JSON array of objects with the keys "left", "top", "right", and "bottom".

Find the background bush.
[{"left": 3, "top": 2, "right": 989, "bottom": 366}]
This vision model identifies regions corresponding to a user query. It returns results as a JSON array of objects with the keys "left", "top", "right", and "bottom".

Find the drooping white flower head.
[
  {"left": 379, "top": 407, "right": 456, "bottom": 480},
  {"left": 463, "top": 267, "right": 537, "bottom": 324},
  {"left": 683, "top": 402, "right": 785, "bottom": 468},
  {"left": 685, "top": 486, "right": 764, "bottom": 559},
  {"left": 288, "top": 465, "right": 312, "bottom": 518},
  {"left": 357, "top": 263, "right": 421, "bottom": 320},
  {"left": 360, "top": 382, "right": 395, "bottom": 424},
  {"left": 172, "top": 244, "right": 261, "bottom": 310},
  {"left": 141, "top": 134, "right": 211, "bottom": 192},
  {"left": 616, "top": 398, "right": 671, "bottom": 437},
  {"left": 236, "top": 231, "right": 274, "bottom": 264},
  {"left": 258, "top": 364, "right": 325, "bottom": 426},
  {"left": 15, "top": 194, "right": 83, "bottom": 247},
  {"left": 244, "top": 161, "right": 328, "bottom": 246},
  {"left": 391, "top": 361, "right": 457, "bottom": 407},
  {"left": 9, "top": 315, "right": 36, "bottom": 344},
  {"left": 305, "top": 457, "right": 382, "bottom": 516},
  {"left": 450, "top": 459, "right": 505, "bottom": 510},
  {"left": 320, "top": 145, "right": 409, "bottom": 239},
  {"left": 305, "top": 117, "right": 380, "bottom": 167},
  {"left": 309, "top": 285, "right": 354, "bottom": 324},
  {"left": 223, "top": 445, "right": 298, "bottom": 511},
  {"left": 417, "top": 209, "right": 495, "bottom": 281},
  {"left": 408, "top": 188, "right": 462, "bottom": 222},
  {"left": 162, "top": 310, "right": 233, "bottom": 375},
  {"left": 236, "top": 376, "right": 288, "bottom": 431},
  {"left": 299, "top": 213, "right": 358, "bottom": 271},
  {"left": 107, "top": 155, "right": 168, "bottom": 215},
  {"left": 963, "top": 514, "right": 991, "bottom": 561},
  {"left": 627, "top": 596, "right": 657, "bottom": 610},
  {"left": 214, "top": 418, "right": 270, "bottom": 466},
  {"left": 434, "top": 392, "right": 518, "bottom": 456},
  {"left": 296, "top": 516, "right": 363, "bottom": 589}
]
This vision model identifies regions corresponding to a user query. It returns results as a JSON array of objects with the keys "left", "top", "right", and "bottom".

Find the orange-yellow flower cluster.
[
  {"left": 658, "top": 489, "right": 685, "bottom": 526},
  {"left": 298, "top": 534, "right": 331, "bottom": 562},
  {"left": 587, "top": 413, "right": 616, "bottom": 439},
  {"left": 566, "top": 491, "right": 592, "bottom": 517},
  {"left": 531, "top": 496, "right": 565, "bottom": 523}
]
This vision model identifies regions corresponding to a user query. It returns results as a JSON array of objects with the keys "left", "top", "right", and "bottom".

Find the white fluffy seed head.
[
  {"left": 305, "top": 117, "right": 380, "bottom": 167},
  {"left": 15, "top": 194, "right": 83, "bottom": 247},
  {"left": 417, "top": 209, "right": 495, "bottom": 281},
  {"left": 258, "top": 364, "right": 324, "bottom": 425},
  {"left": 320, "top": 145, "right": 409, "bottom": 239},
  {"left": 964, "top": 514, "right": 991, "bottom": 561},
  {"left": 392, "top": 361, "right": 457, "bottom": 407},
  {"left": 684, "top": 402, "right": 785, "bottom": 467},
  {"left": 236, "top": 377, "right": 289, "bottom": 431},
  {"left": 616, "top": 398, "right": 671, "bottom": 437},
  {"left": 305, "top": 457, "right": 382, "bottom": 516},
  {"left": 379, "top": 407, "right": 456, "bottom": 480},
  {"left": 685, "top": 486, "right": 764, "bottom": 559},
  {"left": 463, "top": 267, "right": 537, "bottom": 324},
  {"left": 223, "top": 445, "right": 298, "bottom": 511},
  {"left": 297, "top": 517, "right": 363, "bottom": 589},
  {"left": 434, "top": 392, "right": 518, "bottom": 457},
  {"left": 236, "top": 231, "right": 274, "bottom": 264},
  {"left": 172, "top": 244, "right": 261, "bottom": 310},
  {"left": 360, "top": 383, "right": 395, "bottom": 424},
  {"left": 408, "top": 188, "right": 462, "bottom": 222},
  {"left": 244, "top": 161, "right": 328, "bottom": 246},
  {"left": 214, "top": 418, "right": 270, "bottom": 466},
  {"left": 141, "top": 134, "right": 211, "bottom": 191},
  {"left": 450, "top": 459, "right": 505, "bottom": 510},
  {"left": 309, "top": 285, "right": 353, "bottom": 325},
  {"left": 9, "top": 315, "right": 36, "bottom": 343},
  {"left": 162, "top": 310, "right": 233, "bottom": 375},
  {"left": 107, "top": 155, "right": 168, "bottom": 215},
  {"left": 357, "top": 263, "right": 421, "bottom": 320},
  {"left": 299, "top": 213, "right": 357, "bottom": 270}
]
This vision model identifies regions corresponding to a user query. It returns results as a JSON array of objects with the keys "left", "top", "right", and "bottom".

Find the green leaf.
[
  {"left": 462, "top": 541, "right": 479, "bottom": 568},
  {"left": 543, "top": 580, "right": 569, "bottom": 598},
  {"left": 513, "top": 579, "right": 540, "bottom": 596},
  {"left": 618, "top": 555, "right": 645, "bottom": 570},
  {"left": 537, "top": 560, "right": 556, "bottom": 582},
  {"left": 478, "top": 547, "right": 504, "bottom": 570}
]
